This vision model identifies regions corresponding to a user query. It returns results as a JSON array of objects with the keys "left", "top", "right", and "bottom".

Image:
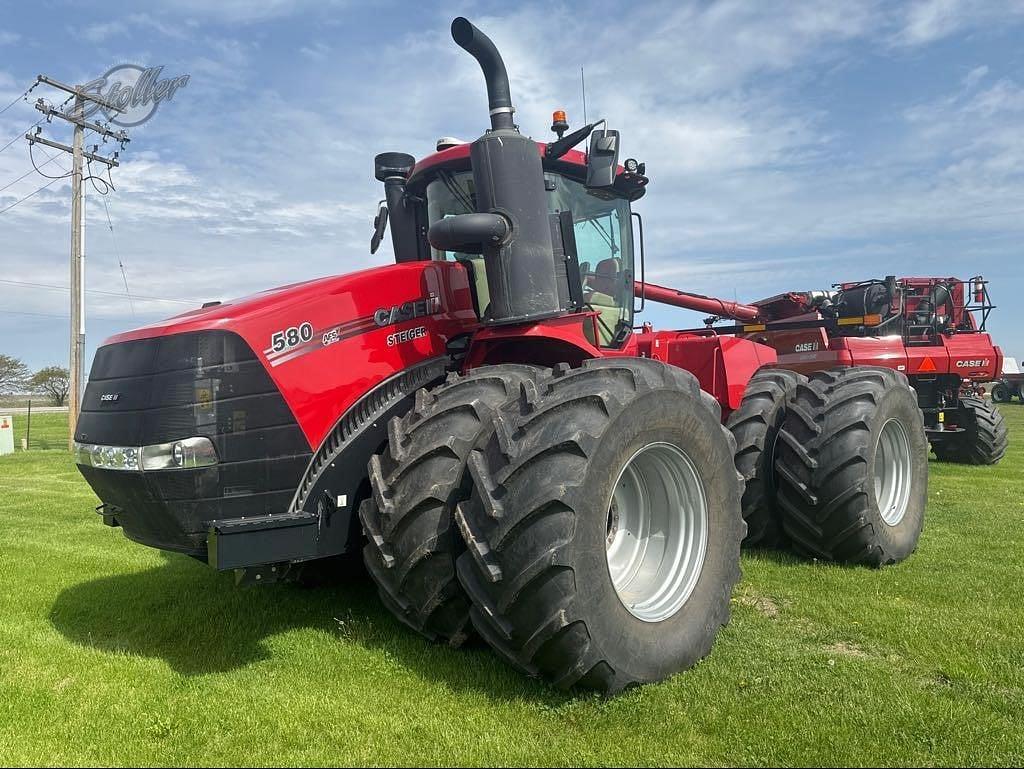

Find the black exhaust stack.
[{"left": 429, "top": 17, "right": 561, "bottom": 325}]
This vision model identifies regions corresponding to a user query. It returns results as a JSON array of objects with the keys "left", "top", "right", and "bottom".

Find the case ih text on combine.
[{"left": 76, "top": 18, "right": 952, "bottom": 693}]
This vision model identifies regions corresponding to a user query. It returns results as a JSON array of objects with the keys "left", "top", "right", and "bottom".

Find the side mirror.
[
  {"left": 586, "top": 128, "right": 620, "bottom": 189},
  {"left": 370, "top": 200, "right": 388, "bottom": 254}
]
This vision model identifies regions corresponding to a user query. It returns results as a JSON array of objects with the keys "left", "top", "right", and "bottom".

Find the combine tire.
[
  {"left": 455, "top": 359, "right": 744, "bottom": 693},
  {"left": 932, "top": 396, "right": 1008, "bottom": 465},
  {"left": 726, "top": 367, "right": 806, "bottom": 548},
  {"left": 360, "top": 364, "right": 546, "bottom": 646},
  {"left": 774, "top": 367, "right": 928, "bottom": 566},
  {"left": 991, "top": 382, "right": 1011, "bottom": 404}
]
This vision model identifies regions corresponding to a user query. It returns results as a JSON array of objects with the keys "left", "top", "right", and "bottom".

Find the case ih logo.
[
  {"left": 956, "top": 359, "right": 990, "bottom": 368},
  {"left": 373, "top": 294, "right": 441, "bottom": 328}
]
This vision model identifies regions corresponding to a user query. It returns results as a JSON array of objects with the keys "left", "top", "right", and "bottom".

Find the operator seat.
[{"left": 584, "top": 258, "right": 625, "bottom": 346}]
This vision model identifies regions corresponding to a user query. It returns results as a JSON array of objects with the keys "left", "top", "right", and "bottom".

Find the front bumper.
[{"left": 75, "top": 330, "right": 311, "bottom": 560}]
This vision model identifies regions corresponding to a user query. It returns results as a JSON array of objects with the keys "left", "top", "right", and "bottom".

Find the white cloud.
[
  {"left": 143, "top": 0, "right": 348, "bottom": 24},
  {"left": 299, "top": 43, "right": 330, "bottom": 61},
  {"left": 81, "top": 21, "right": 127, "bottom": 43},
  {"left": 895, "top": 0, "right": 1024, "bottom": 46}
]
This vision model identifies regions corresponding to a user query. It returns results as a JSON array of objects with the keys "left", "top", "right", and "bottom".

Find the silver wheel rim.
[
  {"left": 605, "top": 442, "right": 708, "bottom": 623},
  {"left": 874, "top": 418, "right": 912, "bottom": 527}
]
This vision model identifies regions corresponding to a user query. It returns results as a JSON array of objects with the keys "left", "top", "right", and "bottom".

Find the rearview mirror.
[
  {"left": 370, "top": 200, "right": 388, "bottom": 254},
  {"left": 586, "top": 128, "right": 620, "bottom": 189}
]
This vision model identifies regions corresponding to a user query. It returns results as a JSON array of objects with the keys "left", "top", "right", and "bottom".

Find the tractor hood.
[{"left": 90, "top": 260, "right": 480, "bottom": 449}]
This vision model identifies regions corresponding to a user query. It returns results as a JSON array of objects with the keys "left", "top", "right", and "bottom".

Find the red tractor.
[
  {"left": 648, "top": 276, "right": 1008, "bottom": 546},
  {"left": 992, "top": 358, "right": 1024, "bottom": 404},
  {"left": 73, "top": 18, "right": 929, "bottom": 693}
]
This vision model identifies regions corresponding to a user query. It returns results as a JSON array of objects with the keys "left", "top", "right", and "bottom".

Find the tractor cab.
[
  {"left": 373, "top": 120, "right": 648, "bottom": 348},
  {"left": 418, "top": 152, "right": 640, "bottom": 346}
]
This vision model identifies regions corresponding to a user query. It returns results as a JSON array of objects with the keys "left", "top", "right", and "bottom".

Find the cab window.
[{"left": 425, "top": 170, "right": 634, "bottom": 346}]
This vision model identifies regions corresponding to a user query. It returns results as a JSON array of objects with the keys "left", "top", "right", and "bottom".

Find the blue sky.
[{"left": 1, "top": 0, "right": 1023, "bottom": 372}]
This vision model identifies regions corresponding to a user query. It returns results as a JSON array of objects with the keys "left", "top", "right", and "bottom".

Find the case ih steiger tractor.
[
  {"left": 652, "top": 276, "right": 1008, "bottom": 546},
  {"left": 73, "top": 18, "right": 929, "bottom": 693}
]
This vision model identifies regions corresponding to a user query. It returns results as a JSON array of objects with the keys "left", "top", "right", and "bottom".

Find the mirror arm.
[{"left": 545, "top": 119, "right": 604, "bottom": 160}]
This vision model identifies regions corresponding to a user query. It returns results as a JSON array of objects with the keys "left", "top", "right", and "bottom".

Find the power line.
[
  {"left": 98, "top": 194, "right": 135, "bottom": 317},
  {"left": 0, "top": 151, "right": 64, "bottom": 195},
  {"left": 0, "top": 307, "right": 152, "bottom": 321},
  {"left": 0, "top": 174, "right": 64, "bottom": 215},
  {"left": 0, "top": 277, "right": 202, "bottom": 305},
  {"left": 0, "top": 308, "right": 70, "bottom": 319},
  {"left": 0, "top": 83, "right": 37, "bottom": 117},
  {"left": 29, "top": 141, "right": 73, "bottom": 180},
  {"left": 0, "top": 117, "right": 45, "bottom": 156}
]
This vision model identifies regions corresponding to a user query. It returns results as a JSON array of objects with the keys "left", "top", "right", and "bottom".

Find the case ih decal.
[
  {"left": 262, "top": 294, "right": 443, "bottom": 367},
  {"left": 373, "top": 293, "right": 441, "bottom": 328}
]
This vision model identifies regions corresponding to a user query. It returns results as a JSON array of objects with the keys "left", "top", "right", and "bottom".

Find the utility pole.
[{"left": 25, "top": 75, "right": 128, "bottom": 449}]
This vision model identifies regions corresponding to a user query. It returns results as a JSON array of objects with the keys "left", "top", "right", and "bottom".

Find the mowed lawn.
[{"left": 0, "top": 410, "right": 1022, "bottom": 766}]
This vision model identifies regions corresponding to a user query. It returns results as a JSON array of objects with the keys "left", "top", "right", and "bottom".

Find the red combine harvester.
[
  {"left": 73, "top": 18, "right": 929, "bottom": 692},
  {"left": 646, "top": 276, "right": 1008, "bottom": 546}
]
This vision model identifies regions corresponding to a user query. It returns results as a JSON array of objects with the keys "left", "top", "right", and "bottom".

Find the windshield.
[{"left": 426, "top": 170, "right": 634, "bottom": 345}]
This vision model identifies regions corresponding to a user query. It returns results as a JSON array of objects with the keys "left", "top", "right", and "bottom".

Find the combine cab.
[{"left": 73, "top": 18, "right": 930, "bottom": 692}]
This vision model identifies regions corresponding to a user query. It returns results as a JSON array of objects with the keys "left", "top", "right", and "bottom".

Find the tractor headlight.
[
  {"left": 142, "top": 437, "right": 218, "bottom": 470},
  {"left": 74, "top": 437, "right": 218, "bottom": 471}
]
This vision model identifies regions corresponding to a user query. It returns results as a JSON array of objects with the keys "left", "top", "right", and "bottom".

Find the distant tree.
[
  {"left": 31, "top": 366, "right": 71, "bottom": 406},
  {"left": 0, "top": 354, "right": 30, "bottom": 395}
]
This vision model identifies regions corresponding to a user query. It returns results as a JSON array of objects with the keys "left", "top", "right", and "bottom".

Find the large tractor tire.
[
  {"left": 774, "top": 367, "right": 928, "bottom": 567},
  {"left": 360, "top": 364, "right": 546, "bottom": 646},
  {"left": 455, "top": 359, "right": 744, "bottom": 693},
  {"left": 726, "top": 367, "right": 806, "bottom": 548},
  {"left": 991, "top": 382, "right": 1012, "bottom": 404},
  {"left": 932, "top": 396, "right": 1008, "bottom": 465}
]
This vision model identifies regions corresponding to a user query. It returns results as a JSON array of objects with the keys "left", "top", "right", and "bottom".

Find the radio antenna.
[{"left": 581, "top": 66, "right": 587, "bottom": 125}]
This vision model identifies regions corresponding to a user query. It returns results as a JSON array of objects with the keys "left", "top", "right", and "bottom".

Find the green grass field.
[
  {"left": 1, "top": 410, "right": 1022, "bottom": 766},
  {"left": 5, "top": 410, "right": 69, "bottom": 450}
]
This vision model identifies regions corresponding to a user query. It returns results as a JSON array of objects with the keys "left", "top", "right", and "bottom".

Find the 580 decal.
[{"left": 270, "top": 322, "right": 314, "bottom": 353}]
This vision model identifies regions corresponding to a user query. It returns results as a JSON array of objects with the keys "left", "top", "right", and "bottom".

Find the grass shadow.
[
  {"left": 48, "top": 554, "right": 370, "bottom": 676},
  {"left": 48, "top": 553, "right": 579, "bottom": 706}
]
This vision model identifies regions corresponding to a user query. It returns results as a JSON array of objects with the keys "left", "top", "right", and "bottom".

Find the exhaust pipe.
[
  {"left": 427, "top": 18, "right": 562, "bottom": 326},
  {"left": 451, "top": 17, "right": 515, "bottom": 131}
]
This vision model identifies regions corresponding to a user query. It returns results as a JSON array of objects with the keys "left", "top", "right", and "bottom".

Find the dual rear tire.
[
  {"left": 773, "top": 368, "right": 928, "bottom": 566},
  {"left": 362, "top": 359, "right": 744, "bottom": 693},
  {"left": 729, "top": 366, "right": 929, "bottom": 566}
]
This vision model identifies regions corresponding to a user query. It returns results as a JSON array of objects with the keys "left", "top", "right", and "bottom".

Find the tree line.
[{"left": 0, "top": 354, "right": 71, "bottom": 406}]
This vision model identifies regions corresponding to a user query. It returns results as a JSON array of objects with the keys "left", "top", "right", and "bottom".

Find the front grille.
[{"left": 76, "top": 330, "right": 311, "bottom": 555}]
